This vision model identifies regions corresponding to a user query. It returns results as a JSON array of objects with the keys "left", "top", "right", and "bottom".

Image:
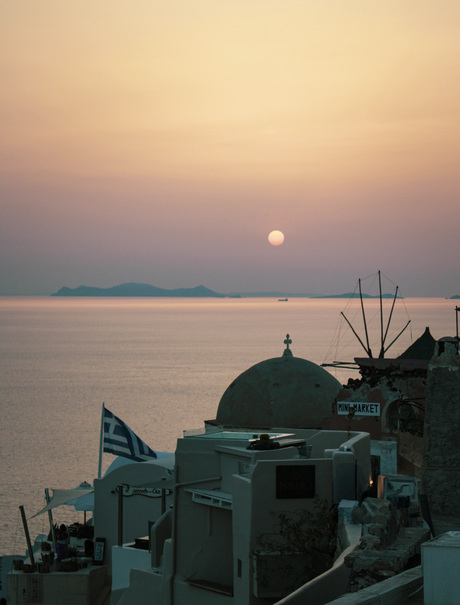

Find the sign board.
[
  {"left": 276, "top": 465, "right": 315, "bottom": 499},
  {"left": 337, "top": 401, "right": 380, "bottom": 417},
  {"left": 94, "top": 538, "right": 106, "bottom": 564},
  {"left": 120, "top": 485, "right": 169, "bottom": 498}
]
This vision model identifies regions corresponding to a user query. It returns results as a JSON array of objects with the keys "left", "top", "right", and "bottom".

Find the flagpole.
[{"left": 98, "top": 402, "right": 105, "bottom": 479}]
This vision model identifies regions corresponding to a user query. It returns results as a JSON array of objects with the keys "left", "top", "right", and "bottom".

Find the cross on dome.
[
  {"left": 283, "top": 334, "right": 293, "bottom": 356},
  {"left": 216, "top": 331, "right": 342, "bottom": 428}
]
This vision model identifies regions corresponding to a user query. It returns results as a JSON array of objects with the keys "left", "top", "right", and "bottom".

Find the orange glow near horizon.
[
  {"left": 3, "top": 1, "right": 460, "bottom": 184},
  {"left": 1, "top": 1, "right": 460, "bottom": 296}
]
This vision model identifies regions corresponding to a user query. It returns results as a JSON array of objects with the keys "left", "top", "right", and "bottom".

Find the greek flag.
[{"left": 103, "top": 407, "right": 157, "bottom": 462}]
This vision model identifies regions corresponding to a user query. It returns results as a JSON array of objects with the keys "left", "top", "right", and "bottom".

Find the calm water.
[{"left": 0, "top": 296, "right": 457, "bottom": 555}]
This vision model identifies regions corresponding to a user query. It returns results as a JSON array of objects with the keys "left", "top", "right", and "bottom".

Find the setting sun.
[{"left": 268, "top": 230, "right": 285, "bottom": 246}]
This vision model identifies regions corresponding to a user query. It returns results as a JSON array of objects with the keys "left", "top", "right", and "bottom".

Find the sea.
[{"left": 0, "top": 295, "right": 458, "bottom": 556}]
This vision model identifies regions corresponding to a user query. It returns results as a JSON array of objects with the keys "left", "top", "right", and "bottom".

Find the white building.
[
  {"left": 111, "top": 340, "right": 372, "bottom": 604},
  {"left": 93, "top": 455, "right": 175, "bottom": 571}
]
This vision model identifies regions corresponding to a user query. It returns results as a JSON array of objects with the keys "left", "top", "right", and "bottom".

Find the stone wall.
[
  {"left": 345, "top": 498, "right": 428, "bottom": 593},
  {"left": 422, "top": 353, "right": 460, "bottom": 516}
]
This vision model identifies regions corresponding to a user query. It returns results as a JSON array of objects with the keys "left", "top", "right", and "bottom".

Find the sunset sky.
[{"left": 1, "top": 1, "right": 459, "bottom": 296}]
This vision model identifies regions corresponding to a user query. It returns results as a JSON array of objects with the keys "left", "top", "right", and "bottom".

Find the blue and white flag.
[{"left": 103, "top": 407, "right": 157, "bottom": 462}]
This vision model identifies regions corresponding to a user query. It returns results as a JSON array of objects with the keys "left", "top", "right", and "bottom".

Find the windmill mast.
[
  {"left": 341, "top": 272, "right": 410, "bottom": 361},
  {"left": 358, "top": 278, "right": 372, "bottom": 358}
]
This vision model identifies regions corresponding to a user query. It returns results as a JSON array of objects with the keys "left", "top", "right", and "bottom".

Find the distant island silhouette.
[
  {"left": 51, "top": 283, "right": 405, "bottom": 298},
  {"left": 52, "top": 283, "right": 225, "bottom": 297}
]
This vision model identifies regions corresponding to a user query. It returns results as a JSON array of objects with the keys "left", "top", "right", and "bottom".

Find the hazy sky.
[{"left": 1, "top": 1, "right": 459, "bottom": 296}]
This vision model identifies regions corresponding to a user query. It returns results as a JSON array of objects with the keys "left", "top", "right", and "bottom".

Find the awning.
[
  {"left": 31, "top": 453, "right": 175, "bottom": 518},
  {"left": 68, "top": 490, "right": 95, "bottom": 511},
  {"left": 32, "top": 487, "right": 94, "bottom": 518}
]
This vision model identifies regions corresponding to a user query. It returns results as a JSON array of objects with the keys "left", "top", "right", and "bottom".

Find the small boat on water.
[{"left": 278, "top": 297, "right": 288, "bottom": 301}]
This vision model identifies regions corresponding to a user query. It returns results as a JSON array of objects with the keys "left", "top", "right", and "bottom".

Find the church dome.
[{"left": 215, "top": 335, "right": 341, "bottom": 429}]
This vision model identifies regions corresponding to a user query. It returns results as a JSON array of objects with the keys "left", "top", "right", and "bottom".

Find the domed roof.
[{"left": 215, "top": 335, "right": 341, "bottom": 429}]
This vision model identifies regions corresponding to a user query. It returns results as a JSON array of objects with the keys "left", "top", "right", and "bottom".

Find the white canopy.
[
  {"left": 31, "top": 452, "right": 175, "bottom": 518},
  {"left": 32, "top": 487, "right": 94, "bottom": 518}
]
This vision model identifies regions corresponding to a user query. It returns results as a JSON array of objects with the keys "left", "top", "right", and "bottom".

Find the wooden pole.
[
  {"left": 44, "top": 489, "right": 56, "bottom": 549},
  {"left": 98, "top": 402, "right": 105, "bottom": 479},
  {"left": 384, "top": 320, "right": 411, "bottom": 355},
  {"left": 358, "top": 279, "right": 372, "bottom": 357},
  {"left": 381, "top": 285, "right": 399, "bottom": 356},
  {"left": 117, "top": 485, "right": 123, "bottom": 546},
  {"left": 378, "top": 270, "right": 384, "bottom": 358},
  {"left": 161, "top": 488, "right": 166, "bottom": 515},
  {"left": 19, "top": 505, "right": 35, "bottom": 565},
  {"left": 341, "top": 311, "right": 370, "bottom": 358}
]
